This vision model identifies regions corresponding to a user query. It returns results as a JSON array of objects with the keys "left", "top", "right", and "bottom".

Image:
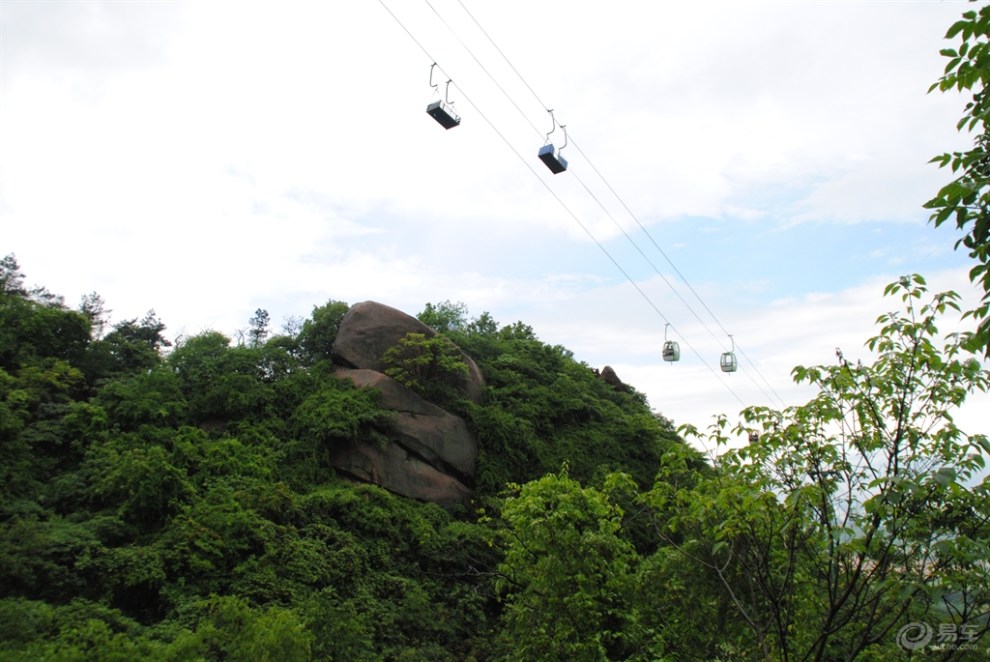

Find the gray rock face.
[
  {"left": 332, "top": 301, "right": 432, "bottom": 373},
  {"left": 335, "top": 368, "right": 477, "bottom": 481},
  {"left": 332, "top": 301, "right": 486, "bottom": 403},
  {"left": 328, "top": 302, "right": 484, "bottom": 505},
  {"left": 329, "top": 440, "right": 472, "bottom": 507},
  {"left": 599, "top": 365, "right": 630, "bottom": 393}
]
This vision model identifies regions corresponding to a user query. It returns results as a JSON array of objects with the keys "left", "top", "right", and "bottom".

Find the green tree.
[
  {"left": 78, "top": 292, "right": 111, "bottom": 340},
  {"left": 661, "top": 275, "right": 990, "bottom": 660},
  {"left": 928, "top": 4, "right": 990, "bottom": 354},
  {"left": 466, "top": 311, "right": 499, "bottom": 336},
  {"left": 167, "top": 595, "right": 312, "bottom": 661},
  {"left": 0, "top": 292, "right": 91, "bottom": 372},
  {"left": 418, "top": 300, "right": 468, "bottom": 333},
  {"left": 493, "top": 469, "right": 648, "bottom": 661},
  {"left": 83, "top": 430, "right": 194, "bottom": 529},
  {"left": 289, "top": 380, "right": 386, "bottom": 480},
  {"left": 168, "top": 331, "right": 276, "bottom": 423},
  {"left": 382, "top": 332, "right": 469, "bottom": 405},
  {"left": 83, "top": 311, "right": 170, "bottom": 380},
  {"left": 0, "top": 254, "right": 27, "bottom": 296},
  {"left": 298, "top": 300, "right": 349, "bottom": 364},
  {"left": 247, "top": 308, "right": 270, "bottom": 348},
  {"left": 95, "top": 368, "right": 187, "bottom": 429},
  {"left": 0, "top": 600, "right": 170, "bottom": 661}
]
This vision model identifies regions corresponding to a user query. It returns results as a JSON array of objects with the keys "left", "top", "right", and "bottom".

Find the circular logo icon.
[{"left": 896, "top": 622, "right": 933, "bottom": 651}]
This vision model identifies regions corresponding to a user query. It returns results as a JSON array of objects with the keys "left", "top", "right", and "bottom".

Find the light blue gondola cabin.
[
  {"left": 720, "top": 351, "right": 737, "bottom": 373},
  {"left": 662, "top": 341, "right": 680, "bottom": 362}
]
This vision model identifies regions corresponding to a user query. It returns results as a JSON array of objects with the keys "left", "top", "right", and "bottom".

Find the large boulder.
[
  {"left": 335, "top": 368, "right": 477, "bottom": 481},
  {"left": 599, "top": 365, "right": 630, "bottom": 393},
  {"left": 332, "top": 301, "right": 486, "bottom": 403},
  {"left": 327, "top": 301, "right": 487, "bottom": 505},
  {"left": 329, "top": 439, "right": 472, "bottom": 507}
]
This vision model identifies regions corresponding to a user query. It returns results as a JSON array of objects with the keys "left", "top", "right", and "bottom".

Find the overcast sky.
[{"left": 1, "top": 1, "right": 987, "bottom": 442}]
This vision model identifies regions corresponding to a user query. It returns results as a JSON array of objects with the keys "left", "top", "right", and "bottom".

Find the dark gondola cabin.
[
  {"left": 426, "top": 100, "right": 460, "bottom": 129},
  {"left": 662, "top": 340, "right": 680, "bottom": 362},
  {"left": 538, "top": 144, "right": 568, "bottom": 174}
]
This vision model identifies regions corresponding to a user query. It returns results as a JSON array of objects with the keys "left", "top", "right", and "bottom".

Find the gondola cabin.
[
  {"left": 720, "top": 351, "right": 738, "bottom": 373},
  {"left": 426, "top": 100, "right": 461, "bottom": 129},
  {"left": 662, "top": 340, "right": 680, "bottom": 362},
  {"left": 538, "top": 144, "right": 568, "bottom": 174}
]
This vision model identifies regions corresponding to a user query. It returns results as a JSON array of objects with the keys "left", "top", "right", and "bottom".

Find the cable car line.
[
  {"left": 424, "top": 0, "right": 721, "bottom": 332},
  {"left": 425, "top": 62, "right": 461, "bottom": 129},
  {"left": 570, "top": 133, "right": 784, "bottom": 403},
  {"left": 422, "top": 0, "right": 548, "bottom": 138},
  {"left": 422, "top": 0, "right": 568, "bottom": 175},
  {"left": 378, "top": 0, "right": 748, "bottom": 414},
  {"left": 376, "top": 0, "right": 750, "bottom": 423},
  {"left": 397, "top": 2, "right": 701, "bottom": 354},
  {"left": 443, "top": 2, "right": 788, "bottom": 409},
  {"left": 422, "top": 0, "right": 708, "bottom": 338},
  {"left": 663, "top": 323, "right": 681, "bottom": 363},
  {"left": 455, "top": 0, "right": 552, "bottom": 113},
  {"left": 434, "top": 0, "right": 785, "bottom": 407},
  {"left": 538, "top": 110, "right": 568, "bottom": 174},
  {"left": 567, "top": 161, "right": 781, "bottom": 400},
  {"left": 377, "top": 0, "right": 442, "bottom": 71}
]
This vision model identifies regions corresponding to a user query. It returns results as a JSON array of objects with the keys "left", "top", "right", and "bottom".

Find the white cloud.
[
  {"left": 508, "top": 266, "right": 987, "bottom": 442},
  {"left": 1, "top": 1, "right": 985, "bottom": 444}
]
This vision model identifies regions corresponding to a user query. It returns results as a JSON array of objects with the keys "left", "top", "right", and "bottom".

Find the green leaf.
[
  {"left": 934, "top": 467, "right": 957, "bottom": 487},
  {"left": 946, "top": 19, "right": 969, "bottom": 39}
]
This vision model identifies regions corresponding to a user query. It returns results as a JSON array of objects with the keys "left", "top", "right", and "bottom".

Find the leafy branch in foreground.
[
  {"left": 927, "top": 5, "right": 990, "bottom": 355},
  {"left": 665, "top": 275, "right": 990, "bottom": 660}
]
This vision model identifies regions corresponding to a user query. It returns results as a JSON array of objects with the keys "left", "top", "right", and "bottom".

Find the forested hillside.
[
  {"left": 3, "top": 253, "right": 989, "bottom": 660},
  {"left": 0, "top": 255, "right": 696, "bottom": 660}
]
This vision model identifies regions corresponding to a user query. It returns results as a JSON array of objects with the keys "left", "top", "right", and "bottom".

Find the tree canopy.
[
  {"left": 0, "top": 254, "right": 687, "bottom": 660},
  {"left": 3, "top": 249, "right": 985, "bottom": 659},
  {"left": 928, "top": 3, "right": 990, "bottom": 355},
  {"left": 486, "top": 275, "right": 989, "bottom": 660}
]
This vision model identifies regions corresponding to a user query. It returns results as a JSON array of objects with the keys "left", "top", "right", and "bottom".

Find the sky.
[{"left": 1, "top": 0, "right": 987, "bottom": 445}]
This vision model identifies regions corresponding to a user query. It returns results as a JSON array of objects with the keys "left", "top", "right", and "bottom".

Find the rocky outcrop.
[
  {"left": 333, "top": 301, "right": 486, "bottom": 403},
  {"left": 599, "top": 365, "right": 630, "bottom": 393},
  {"left": 328, "top": 302, "right": 483, "bottom": 506},
  {"left": 330, "top": 439, "right": 472, "bottom": 507},
  {"left": 334, "top": 368, "right": 477, "bottom": 481}
]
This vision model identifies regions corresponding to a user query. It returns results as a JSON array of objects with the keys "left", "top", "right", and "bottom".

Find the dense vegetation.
[
  {"left": 0, "top": 255, "right": 690, "bottom": 660},
  {"left": 3, "top": 253, "right": 988, "bottom": 660}
]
